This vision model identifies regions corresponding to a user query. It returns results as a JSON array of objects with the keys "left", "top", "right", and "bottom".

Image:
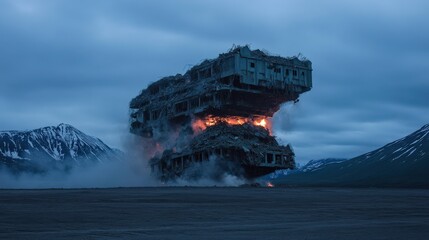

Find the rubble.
[
  {"left": 151, "top": 123, "right": 295, "bottom": 180},
  {"left": 129, "top": 45, "right": 312, "bottom": 180}
]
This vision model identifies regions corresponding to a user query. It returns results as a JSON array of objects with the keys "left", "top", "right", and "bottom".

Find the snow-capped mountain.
[
  {"left": 299, "top": 158, "right": 348, "bottom": 172},
  {"left": 358, "top": 124, "right": 429, "bottom": 164},
  {"left": 264, "top": 158, "right": 347, "bottom": 180},
  {"left": 0, "top": 124, "right": 122, "bottom": 173},
  {"left": 272, "top": 124, "right": 429, "bottom": 188}
]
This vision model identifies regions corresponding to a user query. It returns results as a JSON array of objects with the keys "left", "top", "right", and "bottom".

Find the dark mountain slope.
[{"left": 273, "top": 124, "right": 429, "bottom": 188}]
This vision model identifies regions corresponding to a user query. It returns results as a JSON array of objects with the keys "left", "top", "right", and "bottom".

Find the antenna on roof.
[
  {"left": 228, "top": 44, "right": 238, "bottom": 52},
  {"left": 296, "top": 53, "right": 308, "bottom": 61}
]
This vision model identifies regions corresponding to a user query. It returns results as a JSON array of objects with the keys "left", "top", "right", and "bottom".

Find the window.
[
  {"left": 285, "top": 69, "right": 289, "bottom": 76},
  {"left": 190, "top": 98, "right": 199, "bottom": 109},
  {"left": 200, "top": 95, "right": 212, "bottom": 105},
  {"left": 175, "top": 101, "right": 188, "bottom": 113},
  {"left": 275, "top": 155, "right": 282, "bottom": 164},
  {"left": 250, "top": 62, "right": 255, "bottom": 68},
  {"left": 267, "top": 153, "right": 273, "bottom": 164},
  {"left": 144, "top": 111, "right": 150, "bottom": 121},
  {"left": 293, "top": 70, "right": 297, "bottom": 76},
  {"left": 274, "top": 68, "right": 281, "bottom": 73}
]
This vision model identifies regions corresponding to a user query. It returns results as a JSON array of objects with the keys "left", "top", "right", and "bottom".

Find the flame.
[
  {"left": 192, "top": 115, "right": 272, "bottom": 134},
  {"left": 253, "top": 118, "right": 267, "bottom": 128},
  {"left": 192, "top": 118, "right": 208, "bottom": 133},
  {"left": 266, "top": 182, "right": 274, "bottom": 188}
]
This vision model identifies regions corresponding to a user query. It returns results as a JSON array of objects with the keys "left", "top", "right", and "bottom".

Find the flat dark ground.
[{"left": 0, "top": 187, "right": 428, "bottom": 240}]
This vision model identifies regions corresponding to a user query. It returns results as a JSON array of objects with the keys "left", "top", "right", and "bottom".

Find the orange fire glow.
[
  {"left": 266, "top": 182, "right": 274, "bottom": 188},
  {"left": 192, "top": 115, "right": 272, "bottom": 134},
  {"left": 253, "top": 118, "right": 267, "bottom": 128}
]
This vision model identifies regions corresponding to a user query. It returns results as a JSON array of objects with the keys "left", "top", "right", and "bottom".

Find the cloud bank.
[{"left": 1, "top": 0, "right": 428, "bottom": 164}]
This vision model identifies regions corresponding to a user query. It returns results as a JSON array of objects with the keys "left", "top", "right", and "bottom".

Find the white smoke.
[
  {"left": 0, "top": 159, "right": 154, "bottom": 189},
  {"left": 0, "top": 133, "right": 249, "bottom": 189},
  {"left": 0, "top": 119, "right": 255, "bottom": 189},
  {"left": 166, "top": 155, "right": 247, "bottom": 187},
  {"left": 0, "top": 134, "right": 160, "bottom": 189}
]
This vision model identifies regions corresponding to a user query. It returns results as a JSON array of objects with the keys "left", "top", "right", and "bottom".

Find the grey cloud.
[{"left": 1, "top": 0, "right": 428, "bottom": 163}]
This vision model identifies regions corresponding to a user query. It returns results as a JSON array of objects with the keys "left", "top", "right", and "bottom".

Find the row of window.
[
  {"left": 250, "top": 63, "right": 305, "bottom": 77},
  {"left": 287, "top": 69, "right": 300, "bottom": 76},
  {"left": 166, "top": 151, "right": 291, "bottom": 171}
]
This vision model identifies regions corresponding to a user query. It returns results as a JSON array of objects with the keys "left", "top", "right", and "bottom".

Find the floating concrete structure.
[{"left": 129, "top": 46, "right": 312, "bottom": 180}]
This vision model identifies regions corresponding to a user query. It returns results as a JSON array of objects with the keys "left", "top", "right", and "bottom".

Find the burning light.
[
  {"left": 266, "top": 182, "right": 274, "bottom": 188},
  {"left": 192, "top": 115, "right": 272, "bottom": 134},
  {"left": 254, "top": 118, "right": 267, "bottom": 128}
]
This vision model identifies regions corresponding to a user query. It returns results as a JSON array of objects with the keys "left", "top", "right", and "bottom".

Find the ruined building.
[{"left": 129, "top": 46, "right": 312, "bottom": 180}]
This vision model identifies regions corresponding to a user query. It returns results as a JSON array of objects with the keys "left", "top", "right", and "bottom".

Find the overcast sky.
[{"left": 1, "top": 0, "right": 428, "bottom": 164}]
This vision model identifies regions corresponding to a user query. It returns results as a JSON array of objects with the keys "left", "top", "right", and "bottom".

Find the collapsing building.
[{"left": 129, "top": 46, "right": 312, "bottom": 180}]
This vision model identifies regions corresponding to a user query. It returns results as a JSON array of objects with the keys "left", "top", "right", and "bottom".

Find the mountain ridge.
[
  {"left": 272, "top": 123, "right": 429, "bottom": 188},
  {"left": 0, "top": 123, "right": 122, "bottom": 173}
]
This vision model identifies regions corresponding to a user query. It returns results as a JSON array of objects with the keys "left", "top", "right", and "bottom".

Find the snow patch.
[
  {"left": 407, "top": 148, "right": 417, "bottom": 157},
  {"left": 392, "top": 147, "right": 404, "bottom": 154}
]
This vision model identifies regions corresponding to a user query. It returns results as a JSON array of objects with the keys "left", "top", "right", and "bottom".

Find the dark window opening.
[
  {"left": 200, "top": 95, "right": 213, "bottom": 105},
  {"left": 215, "top": 149, "right": 221, "bottom": 155},
  {"left": 275, "top": 155, "right": 281, "bottom": 164},
  {"left": 285, "top": 69, "right": 289, "bottom": 76},
  {"left": 190, "top": 98, "right": 199, "bottom": 109},
  {"left": 219, "top": 77, "right": 230, "bottom": 85},
  {"left": 293, "top": 70, "right": 297, "bottom": 76},
  {"left": 151, "top": 110, "right": 160, "bottom": 120},
  {"left": 274, "top": 68, "right": 281, "bottom": 73},
  {"left": 175, "top": 101, "right": 188, "bottom": 113},
  {"left": 144, "top": 111, "right": 150, "bottom": 121},
  {"left": 250, "top": 62, "right": 255, "bottom": 68},
  {"left": 233, "top": 76, "right": 242, "bottom": 87},
  {"left": 218, "top": 92, "right": 229, "bottom": 101},
  {"left": 283, "top": 155, "right": 288, "bottom": 164},
  {"left": 267, "top": 153, "right": 273, "bottom": 164}
]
